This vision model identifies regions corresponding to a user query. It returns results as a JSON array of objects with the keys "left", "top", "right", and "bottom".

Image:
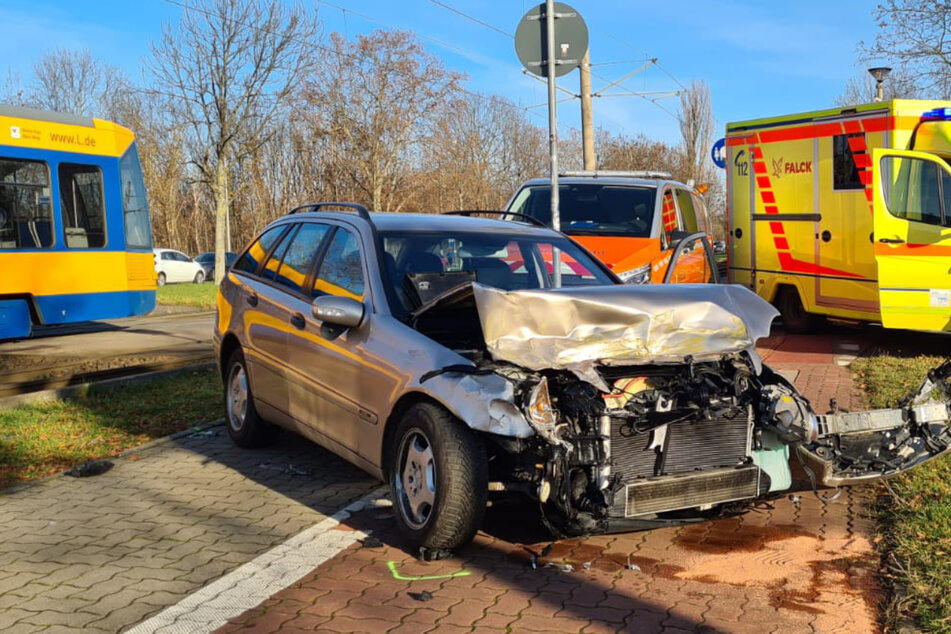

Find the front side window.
[
  {"left": 119, "top": 143, "right": 152, "bottom": 249},
  {"left": 0, "top": 158, "right": 53, "bottom": 249},
  {"left": 315, "top": 229, "right": 365, "bottom": 300},
  {"left": 833, "top": 133, "right": 864, "bottom": 191},
  {"left": 59, "top": 163, "right": 105, "bottom": 248},
  {"left": 507, "top": 184, "right": 656, "bottom": 238},
  {"left": 275, "top": 223, "right": 331, "bottom": 295},
  {"left": 233, "top": 225, "right": 288, "bottom": 274},
  {"left": 880, "top": 155, "right": 947, "bottom": 226}
]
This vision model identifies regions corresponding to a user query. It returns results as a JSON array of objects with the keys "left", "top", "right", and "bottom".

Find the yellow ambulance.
[{"left": 726, "top": 99, "right": 951, "bottom": 332}]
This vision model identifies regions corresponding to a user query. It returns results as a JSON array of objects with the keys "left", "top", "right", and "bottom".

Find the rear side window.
[
  {"left": 275, "top": 223, "right": 331, "bottom": 294},
  {"left": 0, "top": 158, "right": 53, "bottom": 249},
  {"left": 315, "top": 229, "right": 365, "bottom": 299},
  {"left": 234, "top": 225, "right": 288, "bottom": 274},
  {"left": 59, "top": 163, "right": 106, "bottom": 248},
  {"left": 833, "top": 133, "right": 864, "bottom": 191},
  {"left": 262, "top": 225, "right": 297, "bottom": 281}
]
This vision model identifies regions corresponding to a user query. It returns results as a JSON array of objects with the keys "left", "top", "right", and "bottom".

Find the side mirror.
[{"left": 312, "top": 295, "right": 365, "bottom": 329}]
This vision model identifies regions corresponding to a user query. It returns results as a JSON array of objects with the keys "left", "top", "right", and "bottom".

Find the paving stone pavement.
[
  {"left": 213, "top": 334, "right": 887, "bottom": 634},
  {"left": 0, "top": 429, "right": 378, "bottom": 633}
]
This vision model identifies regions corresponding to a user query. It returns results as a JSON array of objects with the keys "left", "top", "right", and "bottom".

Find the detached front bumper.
[{"left": 796, "top": 361, "right": 951, "bottom": 487}]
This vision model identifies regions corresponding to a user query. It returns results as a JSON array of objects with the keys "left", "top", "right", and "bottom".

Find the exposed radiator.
[{"left": 611, "top": 405, "right": 752, "bottom": 480}]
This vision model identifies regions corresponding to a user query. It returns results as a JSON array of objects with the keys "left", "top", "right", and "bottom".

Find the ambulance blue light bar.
[{"left": 922, "top": 107, "right": 951, "bottom": 120}]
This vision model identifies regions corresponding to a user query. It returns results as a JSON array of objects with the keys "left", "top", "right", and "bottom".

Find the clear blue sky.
[{"left": 0, "top": 1, "right": 887, "bottom": 145}]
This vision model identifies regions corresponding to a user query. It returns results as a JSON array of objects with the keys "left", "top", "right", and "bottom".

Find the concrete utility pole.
[{"left": 580, "top": 49, "right": 595, "bottom": 170}]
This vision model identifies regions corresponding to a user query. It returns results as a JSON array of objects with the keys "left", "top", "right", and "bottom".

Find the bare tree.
[
  {"left": 149, "top": 0, "right": 318, "bottom": 282},
  {"left": 31, "top": 49, "right": 122, "bottom": 117},
  {"left": 678, "top": 80, "right": 715, "bottom": 185},
  {"left": 863, "top": 1, "right": 951, "bottom": 97},
  {"left": 304, "top": 30, "right": 462, "bottom": 212},
  {"left": 0, "top": 69, "right": 32, "bottom": 107}
]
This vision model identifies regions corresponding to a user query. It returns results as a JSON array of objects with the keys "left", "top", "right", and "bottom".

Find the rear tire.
[
  {"left": 157, "top": 272, "right": 166, "bottom": 287},
  {"left": 777, "top": 287, "right": 817, "bottom": 334},
  {"left": 194, "top": 271, "right": 205, "bottom": 284},
  {"left": 389, "top": 403, "right": 487, "bottom": 551},
  {"left": 224, "top": 349, "right": 278, "bottom": 448}
]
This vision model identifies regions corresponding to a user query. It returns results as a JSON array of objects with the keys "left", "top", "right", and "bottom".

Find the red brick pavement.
[{"left": 215, "top": 333, "right": 884, "bottom": 633}]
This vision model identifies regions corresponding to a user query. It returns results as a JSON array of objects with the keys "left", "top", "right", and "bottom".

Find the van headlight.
[{"left": 618, "top": 264, "right": 652, "bottom": 285}]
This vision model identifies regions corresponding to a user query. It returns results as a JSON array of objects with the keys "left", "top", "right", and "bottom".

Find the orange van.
[{"left": 504, "top": 171, "right": 715, "bottom": 284}]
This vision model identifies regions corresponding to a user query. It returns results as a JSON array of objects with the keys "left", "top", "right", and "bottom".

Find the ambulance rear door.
[{"left": 872, "top": 148, "right": 951, "bottom": 331}]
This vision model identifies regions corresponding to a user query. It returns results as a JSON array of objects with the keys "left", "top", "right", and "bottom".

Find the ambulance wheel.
[{"left": 777, "top": 287, "right": 816, "bottom": 334}]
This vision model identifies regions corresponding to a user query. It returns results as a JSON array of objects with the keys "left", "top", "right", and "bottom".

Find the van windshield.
[{"left": 507, "top": 184, "right": 656, "bottom": 237}]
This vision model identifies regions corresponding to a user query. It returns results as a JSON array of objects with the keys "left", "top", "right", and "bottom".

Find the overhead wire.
[{"left": 156, "top": 0, "right": 567, "bottom": 131}]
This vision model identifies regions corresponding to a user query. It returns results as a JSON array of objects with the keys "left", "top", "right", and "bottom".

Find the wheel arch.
[
  {"left": 381, "top": 392, "right": 473, "bottom": 482},
  {"left": 218, "top": 332, "right": 242, "bottom": 384}
]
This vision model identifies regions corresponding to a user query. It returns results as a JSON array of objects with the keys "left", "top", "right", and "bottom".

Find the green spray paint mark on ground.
[{"left": 386, "top": 561, "right": 472, "bottom": 581}]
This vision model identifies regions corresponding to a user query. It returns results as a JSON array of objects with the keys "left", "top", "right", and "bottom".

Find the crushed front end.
[{"left": 465, "top": 283, "right": 951, "bottom": 536}]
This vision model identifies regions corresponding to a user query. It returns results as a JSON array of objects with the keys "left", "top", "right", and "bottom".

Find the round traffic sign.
[
  {"left": 711, "top": 137, "right": 726, "bottom": 169},
  {"left": 515, "top": 2, "right": 588, "bottom": 78}
]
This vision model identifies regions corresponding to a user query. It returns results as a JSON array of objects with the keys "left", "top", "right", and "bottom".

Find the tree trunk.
[{"left": 214, "top": 158, "right": 230, "bottom": 285}]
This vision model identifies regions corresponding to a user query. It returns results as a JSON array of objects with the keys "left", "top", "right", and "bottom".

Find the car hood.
[{"left": 469, "top": 282, "right": 778, "bottom": 390}]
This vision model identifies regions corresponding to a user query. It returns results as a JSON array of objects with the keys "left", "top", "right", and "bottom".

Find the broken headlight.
[
  {"left": 526, "top": 376, "right": 558, "bottom": 431},
  {"left": 617, "top": 263, "right": 651, "bottom": 285}
]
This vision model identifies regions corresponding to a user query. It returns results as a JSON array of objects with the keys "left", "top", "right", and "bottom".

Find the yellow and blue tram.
[{"left": 0, "top": 105, "right": 155, "bottom": 340}]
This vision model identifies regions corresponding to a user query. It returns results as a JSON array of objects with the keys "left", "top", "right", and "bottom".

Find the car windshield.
[
  {"left": 379, "top": 230, "right": 615, "bottom": 314},
  {"left": 507, "top": 183, "right": 656, "bottom": 238}
]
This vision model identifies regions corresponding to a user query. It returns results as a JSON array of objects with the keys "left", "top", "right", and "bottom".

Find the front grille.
[
  {"left": 623, "top": 466, "right": 761, "bottom": 516},
  {"left": 611, "top": 405, "right": 752, "bottom": 480}
]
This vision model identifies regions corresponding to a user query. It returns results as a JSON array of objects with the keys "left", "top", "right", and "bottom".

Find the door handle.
[
  {"left": 246, "top": 292, "right": 258, "bottom": 307},
  {"left": 290, "top": 313, "right": 306, "bottom": 330},
  {"left": 878, "top": 237, "right": 905, "bottom": 244}
]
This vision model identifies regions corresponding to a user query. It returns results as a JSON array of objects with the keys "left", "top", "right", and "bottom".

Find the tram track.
[{"left": 0, "top": 350, "right": 216, "bottom": 399}]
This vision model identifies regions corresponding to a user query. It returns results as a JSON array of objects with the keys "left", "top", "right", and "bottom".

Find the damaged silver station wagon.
[{"left": 214, "top": 203, "right": 951, "bottom": 552}]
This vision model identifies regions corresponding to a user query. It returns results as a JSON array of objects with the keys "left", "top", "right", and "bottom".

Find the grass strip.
[
  {"left": 157, "top": 283, "right": 218, "bottom": 309},
  {"left": 852, "top": 354, "right": 951, "bottom": 632},
  {"left": 0, "top": 367, "right": 221, "bottom": 489}
]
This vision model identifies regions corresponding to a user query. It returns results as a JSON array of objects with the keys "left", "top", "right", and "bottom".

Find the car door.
[
  {"left": 283, "top": 225, "right": 376, "bottom": 457},
  {"left": 172, "top": 251, "right": 191, "bottom": 282},
  {"left": 872, "top": 148, "right": 951, "bottom": 331},
  {"left": 231, "top": 224, "right": 297, "bottom": 408}
]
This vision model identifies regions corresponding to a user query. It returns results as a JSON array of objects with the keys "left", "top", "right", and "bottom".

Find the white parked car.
[{"left": 153, "top": 248, "right": 205, "bottom": 285}]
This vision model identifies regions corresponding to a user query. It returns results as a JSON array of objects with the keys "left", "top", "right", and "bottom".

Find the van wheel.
[
  {"left": 224, "top": 349, "right": 278, "bottom": 448},
  {"left": 389, "top": 403, "right": 487, "bottom": 551},
  {"left": 777, "top": 287, "right": 816, "bottom": 334}
]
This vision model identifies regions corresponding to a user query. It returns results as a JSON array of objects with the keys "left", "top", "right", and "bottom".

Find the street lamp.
[{"left": 868, "top": 66, "right": 892, "bottom": 102}]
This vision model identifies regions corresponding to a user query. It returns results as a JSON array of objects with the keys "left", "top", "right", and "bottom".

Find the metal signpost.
[{"left": 515, "top": 2, "right": 588, "bottom": 287}]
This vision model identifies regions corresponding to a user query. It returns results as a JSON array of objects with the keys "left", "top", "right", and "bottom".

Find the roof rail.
[
  {"left": 289, "top": 202, "right": 372, "bottom": 222},
  {"left": 443, "top": 210, "right": 547, "bottom": 228},
  {"left": 559, "top": 169, "right": 673, "bottom": 179}
]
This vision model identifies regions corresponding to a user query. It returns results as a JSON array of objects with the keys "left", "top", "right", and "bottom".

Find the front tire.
[
  {"left": 389, "top": 403, "right": 487, "bottom": 551},
  {"left": 224, "top": 349, "right": 278, "bottom": 448},
  {"left": 194, "top": 271, "right": 205, "bottom": 284}
]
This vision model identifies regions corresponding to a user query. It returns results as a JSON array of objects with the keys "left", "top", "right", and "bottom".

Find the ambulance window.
[
  {"left": 674, "top": 189, "right": 699, "bottom": 233},
  {"left": 880, "top": 155, "right": 943, "bottom": 226},
  {"left": 833, "top": 134, "right": 864, "bottom": 191}
]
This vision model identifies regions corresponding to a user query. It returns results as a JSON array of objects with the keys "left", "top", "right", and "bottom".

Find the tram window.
[
  {"left": 119, "top": 144, "right": 152, "bottom": 249},
  {"left": 0, "top": 158, "right": 53, "bottom": 249},
  {"left": 59, "top": 163, "right": 106, "bottom": 248}
]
